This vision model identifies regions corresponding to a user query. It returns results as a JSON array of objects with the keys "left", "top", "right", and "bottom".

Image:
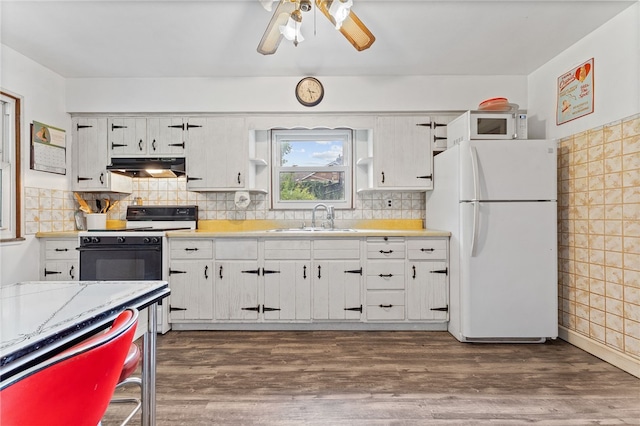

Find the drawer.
[
  {"left": 215, "top": 239, "right": 258, "bottom": 260},
  {"left": 367, "top": 242, "right": 405, "bottom": 259},
  {"left": 313, "top": 239, "right": 360, "bottom": 259},
  {"left": 44, "top": 240, "right": 78, "bottom": 260},
  {"left": 366, "top": 262, "right": 405, "bottom": 290},
  {"left": 171, "top": 239, "right": 213, "bottom": 259},
  {"left": 407, "top": 239, "right": 447, "bottom": 260},
  {"left": 264, "top": 239, "right": 311, "bottom": 260},
  {"left": 366, "top": 291, "right": 405, "bottom": 320}
]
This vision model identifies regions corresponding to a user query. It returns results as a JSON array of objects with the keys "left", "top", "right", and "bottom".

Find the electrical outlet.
[{"left": 386, "top": 199, "right": 392, "bottom": 207}]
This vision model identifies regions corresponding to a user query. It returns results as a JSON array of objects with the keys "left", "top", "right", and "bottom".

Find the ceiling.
[{"left": 0, "top": 0, "right": 635, "bottom": 79}]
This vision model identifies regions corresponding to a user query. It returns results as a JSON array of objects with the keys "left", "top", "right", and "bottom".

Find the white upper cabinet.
[
  {"left": 108, "top": 117, "right": 186, "bottom": 157},
  {"left": 373, "top": 115, "right": 433, "bottom": 190},
  {"left": 73, "top": 117, "right": 132, "bottom": 193},
  {"left": 185, "top": 116, "right": 247, "bottom": 191}
]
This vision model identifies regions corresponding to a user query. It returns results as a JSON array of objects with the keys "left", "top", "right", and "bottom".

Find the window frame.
[
  {"left": 271, "top": 128, "right": 353, "bottom": 210},
  {"left": 1, "top": 91, "right": 22, "bottom": 242}
]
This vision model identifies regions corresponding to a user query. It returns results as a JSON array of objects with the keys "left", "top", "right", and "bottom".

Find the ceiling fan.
[{"left": 257, "top": 0, "right": 375, "bottom": 55}]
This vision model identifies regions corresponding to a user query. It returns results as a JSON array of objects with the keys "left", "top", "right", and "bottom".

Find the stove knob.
[
  {"left": 117, "top": 236, "right": 126, "bottom": 243},
  {"left": 91, "top": 237, "right": 100, "bottom": 243},
  {"left": 82, "top": 237, "right": 92, "bottom": 244},
  {"left": 143, "top": 237, "right": 151, "bottom": 244},
  {"left": 151, "top": 237, "right": 161, "bottom": 244}
]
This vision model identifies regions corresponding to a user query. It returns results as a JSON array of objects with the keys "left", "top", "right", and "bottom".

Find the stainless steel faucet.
[{"left": 312, "top": 203, "right": 334, "bottom": 229}]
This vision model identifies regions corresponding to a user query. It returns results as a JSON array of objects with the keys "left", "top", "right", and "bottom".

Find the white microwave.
[{"left": 470, "top": 111, "right": 528, "bottom": 140}]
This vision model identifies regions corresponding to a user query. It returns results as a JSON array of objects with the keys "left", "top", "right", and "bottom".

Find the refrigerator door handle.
[
  {"left": 471, "top": 200, "right": 479, "bottom": 257},
  {"left": 470, "top": 145, "right": 480, "bottom": 201}
]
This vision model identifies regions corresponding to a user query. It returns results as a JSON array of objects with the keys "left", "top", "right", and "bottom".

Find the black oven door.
[{"left": 79, "top": 245, "right": 162, "bottom": 281}]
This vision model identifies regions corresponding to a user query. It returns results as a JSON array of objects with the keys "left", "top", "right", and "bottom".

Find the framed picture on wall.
[
  {"left": 30, "top": 121, "right": 66, "bottom": 175},
  {"left": 556, "top": 58, "right": 594, "bottom": 125}
]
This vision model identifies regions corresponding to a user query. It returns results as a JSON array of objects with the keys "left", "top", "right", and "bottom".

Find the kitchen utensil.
[
  {"left": 74, "top": 192, "right": 92, "bottom": 213},
  {"left": 107, "top": 200, "right": 119, "bottom": 213},
  {"left": 102, "top": 199, "right": 110, "bottom": 213},
  {"left": 96, "top": 199, "right": 102, "bottom": 213}
]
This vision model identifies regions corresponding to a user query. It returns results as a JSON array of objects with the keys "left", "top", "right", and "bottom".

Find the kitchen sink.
[{"left": 266, "top": 227, "right": 358, "bottom": 233}]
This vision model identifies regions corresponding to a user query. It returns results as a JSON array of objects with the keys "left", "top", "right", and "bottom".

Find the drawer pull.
[
  {"left": 184, "top": 247, "right": 199, "bottom": 252},
  {"left": 54, "top": 248, "right": 69, "bottom": 252},
  {"left": 378, "top": 274, "right": 393, "bottom": 278},
  {"left": 303, "top": 265, "right": 307, "bottom": 279},
  {"left": 204, "top": 265, "right": 209, "bottom": 279},
  {"left": 317, "top": 265, "right": 322, "bottom": 279},
  {"left": 420, "top": 248, "right": 435, "bottom": 252},
  {"left": 219, "top": 265, "right": 223, "bottom": 279},
  {"left": 379, "top": 304, "right": 393, "bottom": 309},
  {"left": 379, "top": 250, "right": 393, "bottom": 254},
  {"left": 412, "top": 265, "right": 416, "bottom": 279},
  {"left": 69, "top": 265, "right": 75, "bottom": 279}
]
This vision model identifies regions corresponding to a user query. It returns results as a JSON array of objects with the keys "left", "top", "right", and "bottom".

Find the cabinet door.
[
  {"left": 147, "top": 117, "right": 186, "bottom": 156},
  {"left": 407, "top": 261, "right": 448, "bottom": 321},
  {"left": 263, "top": 261, "right": 311, "bottom": 321},
  {"left": 42, "top": 261, "right": 78, "bottom": 281},
  {"left": 186, "top": 116, "right": 247, "bottom": 190},
  {"left": 375, "top": 115, "right": 432, "bottom": 189},
  {"left": 214, "top": 261, "right": 260, "bottom": 320},
  {"left": 168, "top": 260, "right": 214, "bottom": 321},
  {"left": 108, "top": 117, "right": 147, "bottom": 157},
  {"left": 74, "top": 117, "right": 109, "bottom": 191},
  {"left": 312, "top": 260, "right": 362, "bottom": 320}
]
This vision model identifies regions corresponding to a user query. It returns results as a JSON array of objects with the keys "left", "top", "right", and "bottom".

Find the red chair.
[
  {"left": 0, "top": 308, "right": 139, "bottom": 426},
  {"left": 110, "top": 342, "right": 143, "bottom": 425}
]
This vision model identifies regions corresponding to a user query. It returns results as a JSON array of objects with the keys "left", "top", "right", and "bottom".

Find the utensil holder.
[{"left": 86, "top": 213, "right": 107, "bottom": 230}]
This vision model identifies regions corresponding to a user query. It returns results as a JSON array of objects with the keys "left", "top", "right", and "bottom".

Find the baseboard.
[{"left": 559, "top": 326, "right": 640, "bottom": 378}]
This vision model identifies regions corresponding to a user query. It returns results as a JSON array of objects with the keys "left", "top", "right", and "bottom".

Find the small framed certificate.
[{"left": 557, "top": 58, "right": 594, "bottom": 125}]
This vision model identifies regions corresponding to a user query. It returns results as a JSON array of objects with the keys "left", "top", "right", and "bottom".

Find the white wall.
[
  {"left": 66, "top": 75, "right": 527, "bottom": 113},
  {"left": 527, "top": 2, "right": 640, "bottom": 139},
  {"left": 0, "top": 45, "right": 70, "bottom": 285}
]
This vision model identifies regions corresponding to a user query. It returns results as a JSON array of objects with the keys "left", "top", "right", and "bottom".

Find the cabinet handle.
[
  {"left": 219, "top": 265, "right": 223, "bottom": 279},
  {"left": 381, "top": 171, "right": 385, "bottom": 183},
  {"left": 44, "top": 268, "right": 62, "bottom": 276},
  {"left": 138, "top": 139, "right": 143, "bottom": 151},
  {"left": 378, "top": 274, "right": 393, "bottom": 278},
  {"left": 152, "top": 139, "right": 157, "bottom": 151},
  {"left": 317, "top": 265, "right": 321, "bottom": 279},
  {"left": 379, "top": 250, "right": 393, "bottom": 254},
  {"left": 420, "top": 248, "right": 435, "bottom": 252},
  {"left": 237, "top": 172, "right": 241, "bottom": 184},
  {"left": 344, "top": 267, "right": 363, "bottom": 275},
  {"left": 412, "top": 265, "right": 416, "bottom": 279},
  {"left": 303, "top": 265, "right": 307, "bottom": 279},
  {"left": 379, "top": 304, "right": 393, "bottom": 309},
  {"left": 99, "top": 173, "right": 104, "bottom": 185},
  {"left": 69, "top": 265, "right": 75, "bottom": 279},
  {"left": 204, "top": 265, "right": 209, "bottom": 279},
  {"left": 54, "top": 248, "right": 69, "bottom": 252},
  {"left": 185, "top": 248, "right": 199, "bottom": 252}
]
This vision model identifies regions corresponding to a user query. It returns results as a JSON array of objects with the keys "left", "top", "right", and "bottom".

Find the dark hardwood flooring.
[{"left": 103, "top": 331, "right": 640, "bottom": 425}]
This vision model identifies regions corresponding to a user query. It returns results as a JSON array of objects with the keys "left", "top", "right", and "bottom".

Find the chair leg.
[{"left": 111, "top": 377, "right": 142, "bottom": 426}]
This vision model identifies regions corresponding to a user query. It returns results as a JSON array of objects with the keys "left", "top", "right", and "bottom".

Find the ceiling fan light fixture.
[
  {"left": 328, "top": 0, "right": 352, "bottom": 29},
  {"left": 279, "top": 9, "right": 304, "bottom": 45}
]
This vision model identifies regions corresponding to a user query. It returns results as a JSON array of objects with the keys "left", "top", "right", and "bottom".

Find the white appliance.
[
  {"left": 447, "top": 111, "right": 528, "bottom": 147},
  {"left": 426, "top": 138, "right": 557, "bottom": 342}
]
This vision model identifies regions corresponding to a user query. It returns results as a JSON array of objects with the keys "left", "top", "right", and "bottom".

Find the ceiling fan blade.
[
  {"left": 257, "top": 0, "right": 297, "bottom": 55},
  {"left": 315, "top": 0, "right": 375, "bottom": 51}
]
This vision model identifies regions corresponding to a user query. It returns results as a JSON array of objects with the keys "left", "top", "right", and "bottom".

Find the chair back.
[{"left": 0, "top": 308, "right": 139, "bottom": 426}]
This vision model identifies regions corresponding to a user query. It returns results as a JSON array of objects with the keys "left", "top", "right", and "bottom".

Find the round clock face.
[{"left": 295, "top": 77, "right": 324, "bottom": 107}]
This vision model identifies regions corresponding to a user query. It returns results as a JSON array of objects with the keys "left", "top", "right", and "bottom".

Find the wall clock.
[{"left": 295, "top": 77, "right": 324, "bottom": 107}]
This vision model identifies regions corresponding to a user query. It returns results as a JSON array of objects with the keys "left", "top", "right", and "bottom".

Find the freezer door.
[
  {"left": 459, "top": 139, "right": 557, "bottom": 201},
  {"left": 459, "top": 201, "right": 557, "bottom": 339}
]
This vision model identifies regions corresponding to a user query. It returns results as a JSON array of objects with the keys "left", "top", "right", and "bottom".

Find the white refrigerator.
[{"left": 426, "top": 139, "right": 558, "bottom": 342}]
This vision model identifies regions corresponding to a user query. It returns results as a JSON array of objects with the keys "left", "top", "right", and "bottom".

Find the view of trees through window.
[{"left": 272, "top": 129, "right": 352, "bottom": 209}]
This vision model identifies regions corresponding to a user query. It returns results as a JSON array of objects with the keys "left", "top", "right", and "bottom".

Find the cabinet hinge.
[
  {"left": 417, "top": 175, "right": 433, "bottom": 180},
  {"left": 241, "top": 269, "right": 261, "bottom": 275},
  {"left": 430, "top": 306, "right": 449, "bottom": 312},
  {"left": 429, "top": 268, "right": 448, "bottom": 275},
  {"left": 262, "top": 306, "right": 281, "bottom": 312},
  {"left": 241, "top": 305, "right": 261, "bottom": 312},
  {"left": 186, "top": 176, "right": 202, "bottom": 182},
  {"left": 344, "top": 267, "right": 363, "bottom": 275},
  {"left": 344, "top": 305, "right": 363, "bottom": 313},
  {"left": 76, "top": 124, "right": 93, "bottom": 130},
  {"left": 44, "top": 269, "right": 62, "bottom": 276},
  {"left": 111, "top": 124, "right": 127, "bottom": 130},
  {"left": 170, "top": 306, "right": 187, "bottom": 312},
  {"left": 262, "top": 268, "right": 281, "bottom": 275},
  {"left": 168, "top": 142, "right": 185, "bottom": 148},
  {"left": 186, "top": 123, "right": 202, "bottom": 130},
  {"left": 169, "top": 269, "right": 187, "bottom": 275}
]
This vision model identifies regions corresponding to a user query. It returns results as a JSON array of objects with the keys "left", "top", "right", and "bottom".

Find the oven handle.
[{"left": 76, "top": 246, "right": 161, "bottom": 252}]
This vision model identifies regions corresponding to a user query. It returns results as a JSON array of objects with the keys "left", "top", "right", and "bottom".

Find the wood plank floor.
[{"left": 103, "top": 331, "right": 640, "bottom": 425}]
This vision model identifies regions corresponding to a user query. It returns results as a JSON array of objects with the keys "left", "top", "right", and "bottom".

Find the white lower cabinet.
[
  {"left": 312, "top": 239, "right": 362, "bottom": 320},
  {"left": 165, "top": 235, "right": 449, "bottom": 328},
  {"left": 406, "top": 239, "right": 449, "bottom": 321},
  {"left": 168, "top": 239, "right": 214, "bottom": 321},
  {"left": 40, "top": 238, "right": 79, "bottom": 281}
]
